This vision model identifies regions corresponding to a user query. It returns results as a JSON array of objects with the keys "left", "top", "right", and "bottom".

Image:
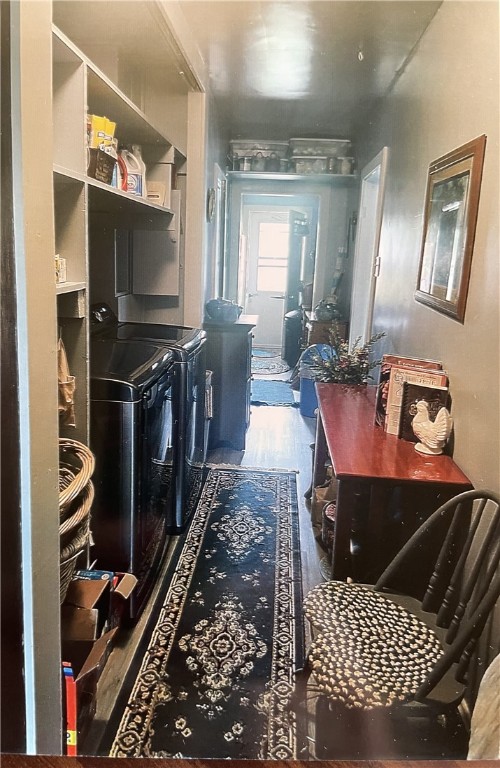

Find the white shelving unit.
[{"left": 52, "top": 23, "right": 187, "bottom": 443}]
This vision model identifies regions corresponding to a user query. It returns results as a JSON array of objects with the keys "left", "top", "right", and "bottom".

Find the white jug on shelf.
[
  {"left": 132, "top": 144, "right": 147, "bottom": 198},
  {"left": 119, "top": 147, "right": 144, "bottom": 196}
]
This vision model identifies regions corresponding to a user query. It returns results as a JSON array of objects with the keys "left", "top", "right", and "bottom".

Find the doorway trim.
[{"left": 349, "top": 147, "right": 389, "bottom": 345}]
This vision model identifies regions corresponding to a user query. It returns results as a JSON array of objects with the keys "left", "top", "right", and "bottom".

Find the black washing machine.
[
  {"left": 90, "top": 338, "right": 178, "bottom": 619},
  {"left": 90, "top": 304, "right": 207, "bottom": 533}
]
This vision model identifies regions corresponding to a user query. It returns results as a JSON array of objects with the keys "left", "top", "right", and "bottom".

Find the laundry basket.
[{"left": 59, "top": 438, "right": 95, "bottom": 602}]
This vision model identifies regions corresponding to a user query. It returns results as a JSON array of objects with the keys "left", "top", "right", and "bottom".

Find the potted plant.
[{"left": 305, "top": 323, "right": 386, "bottom": 384}]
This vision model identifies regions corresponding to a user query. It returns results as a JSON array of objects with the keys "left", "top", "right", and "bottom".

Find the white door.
[
  {"left": 244, "top": 211, "right": 290, "bottom": 349},
  {"left": 349, "top": 147, "right": 389, "bottom": 345}
]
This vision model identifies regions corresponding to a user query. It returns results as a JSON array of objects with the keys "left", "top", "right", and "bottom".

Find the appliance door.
[
  {"left": 133, "top": 367, "right": 178, "bottom": 616},
  {"left": 90, "top": 366, "right": 177, "bottom": 620},
  {"left": 171, "top": 340, "right": 206, "bottom": 532}
]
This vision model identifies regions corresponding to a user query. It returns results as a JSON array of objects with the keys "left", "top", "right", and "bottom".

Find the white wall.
[{"left": 354, "top": 0, "right": 499, "bottom": 491}]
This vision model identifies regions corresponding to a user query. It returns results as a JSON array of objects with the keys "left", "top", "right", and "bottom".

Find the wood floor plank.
[{"left": 0, "top": 756, "right": 473, "bottom": 768}]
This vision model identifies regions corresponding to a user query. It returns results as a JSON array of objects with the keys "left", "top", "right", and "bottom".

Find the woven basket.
[
  {"left": 60, "top": 479, "right": 94, "bottom": 540},
  {"left": 59, "top": 439, "right": 95, "bottom": 603},
  {"left": 59, "top": 438, "right": 95, "bottom": 520}
]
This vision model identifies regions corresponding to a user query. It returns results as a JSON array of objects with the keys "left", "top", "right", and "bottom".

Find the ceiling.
[
  {"left": 53, "top": 0, "right": 443, "bottom": 144},
  {"left": 180, "top": 0, "right": 442, "bottom": 140}
]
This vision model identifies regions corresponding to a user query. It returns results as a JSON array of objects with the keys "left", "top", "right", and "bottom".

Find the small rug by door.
[
  {"left": 107, "top": 467, "right": 304, "bottom": 760},
  {"left": 251, "top": 379, "right": 298, "bottom": 407},
  {"left": 252, "top": 347, "right": 279, "bottom": 358},
  {"left": 251, "top": 355, "right": 291, "bottom": 376}
]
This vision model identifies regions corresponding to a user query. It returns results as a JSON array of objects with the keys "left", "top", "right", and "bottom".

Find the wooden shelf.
[
  {"left": 87, "top": 176, "right": 175, "bottom": 218},
  {"left": 56, "top": 281, "right": 86, "bottom": 295},
  {"left": 227, "top": 171, "right": 358, "bottom": 183},
  {"left": 53, "top": 25, "right": 186, "bottom": 163},
  {"left": 53, "top": 166, "right": 175, "bottom": 219}
]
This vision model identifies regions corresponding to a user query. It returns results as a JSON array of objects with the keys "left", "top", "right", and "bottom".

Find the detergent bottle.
[
  {"left": 116, "top": 152, "right": 128, "bottom": 191},
  {"left": 132, "top": 144, "right": 147, "bottom": 198},
  {"left": 119, "top": 147, "right": 143, "bottom": 196}
]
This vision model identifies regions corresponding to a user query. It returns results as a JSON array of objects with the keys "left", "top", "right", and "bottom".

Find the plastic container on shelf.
[
  {"left": 131, "top": 145, "right": 147, "bottom": 198},
  {"left": 251, "top": 152, "right": 267, "bottom": 171},
  {"left": 288, "top": 138, "right": 352, "bottom": 158},
  {"left": 338, "top": 157, "right": 355, "bottom": 175},
  {"left": 229, "top": 139, "right": 289, "bottom": 160},
  {"left": 120, "top": 148, "right": 144, "bottom": 196},
  {"left": 292, "top": 156, "right": 328, "bottom": 175},
  {"left": 266, "top": 152, "right": 281, "bottom": 172}
]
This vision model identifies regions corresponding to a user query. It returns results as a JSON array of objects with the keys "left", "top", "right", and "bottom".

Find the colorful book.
[
  {"left": 398, "top": 381, "right": 450, "bottom": 443},
  {"left": 385, "top": 365, "right": 448, "bottom": 435},
  {"left": 62, "top": 662, "right": 77, "bottom": 756},
  {"left": 374, "top": 354, "right": 443, "bottom": 427}
]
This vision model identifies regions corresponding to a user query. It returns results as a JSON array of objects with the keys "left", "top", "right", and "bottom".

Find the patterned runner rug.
[{"left": 106, "top": 466, "right": 304, "bottom": 760}]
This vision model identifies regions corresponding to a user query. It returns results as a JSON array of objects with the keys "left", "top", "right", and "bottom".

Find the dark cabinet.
[{"left": 203, "top": 315, "right": 257, "bottom": 450}]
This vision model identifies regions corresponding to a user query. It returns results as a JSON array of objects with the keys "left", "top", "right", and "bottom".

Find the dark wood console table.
[
  {"left": 313, "top": 383, "right": 472, "bottom": 582},
  {"left": 204, "top": 314, "right": 258, "bottom": 451}
]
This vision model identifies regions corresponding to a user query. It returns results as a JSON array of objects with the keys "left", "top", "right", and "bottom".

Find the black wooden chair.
[{"left": 300, "top": 489, "right": 500, "bottom": 759}]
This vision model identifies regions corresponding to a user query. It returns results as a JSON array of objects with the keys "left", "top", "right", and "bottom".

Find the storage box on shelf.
[
  {"left": 291, "top": 156, "right": 328, "bottom": 175},
  {"left": 229, "top": 139, "right": 289, "bottom": 159},
  {"left": 229, "top": 139, "right": 289, "bottom": 172},
  {"left": 288, "top": 137, "right": 352, "bottom": 158},
  {"left": 227, "top": 136, "right": 356, "bottom": 176}
]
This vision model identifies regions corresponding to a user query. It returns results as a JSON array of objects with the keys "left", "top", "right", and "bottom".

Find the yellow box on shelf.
[{"left": 87, "top": 114, "right": 116, "bottom": 149}]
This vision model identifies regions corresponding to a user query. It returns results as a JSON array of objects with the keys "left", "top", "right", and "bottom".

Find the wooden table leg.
[
  {"left": 311, "top": 413, "right": 328, "bottom": 491},
  {"left": 331, "top": 479, "right": 358, "bottom": 581}
]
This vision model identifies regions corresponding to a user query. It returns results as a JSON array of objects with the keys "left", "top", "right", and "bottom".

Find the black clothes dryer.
[
  {"left": 89, "top": 338, "right": 178, "bottom": 619},
  {"left": 90, "top": 303, "right": 207, "bottom": 533}
]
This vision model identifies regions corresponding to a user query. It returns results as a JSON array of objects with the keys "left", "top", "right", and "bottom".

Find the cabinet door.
[
  {"left": 205, "top": 324, "right": 253, "bottom": 450},
  {"left": 132, "top": 229, "right": 180, "bottom": 295}
]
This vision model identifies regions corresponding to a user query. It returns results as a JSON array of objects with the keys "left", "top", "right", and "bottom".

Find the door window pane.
[
  {"left": 257, "top": 266, "right": 287, "bottom": 292},
  {"left": 256, "top": 222, "right": 288, "bottom": 291}
]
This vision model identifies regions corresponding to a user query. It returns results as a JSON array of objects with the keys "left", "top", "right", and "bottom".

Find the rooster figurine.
[{"left": 411, "top": 400, "right": 453, "bottom": 455}]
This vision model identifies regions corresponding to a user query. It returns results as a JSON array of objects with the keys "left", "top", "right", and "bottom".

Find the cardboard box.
[
  {"left": 110, "top": 572, "right": 138, "bottom": 628},
  {"left": 62, "top": 572, "right": 112, "bottom": 639},
  {"left": 87, "top": 147, "right": 116, "bottom": 184},
  {"left": 63, "top": 569, "right": 138, "bottom": 633},
  {"left": 61, "top": 569, "right": 136, "bottom": 748},
  {"left": 62, "top": 628, "right": 118, "bottom": 747}
]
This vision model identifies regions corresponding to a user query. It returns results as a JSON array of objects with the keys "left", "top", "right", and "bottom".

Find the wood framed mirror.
[{"left": 415, "top": 135, "right": 486, "bottom": 322}]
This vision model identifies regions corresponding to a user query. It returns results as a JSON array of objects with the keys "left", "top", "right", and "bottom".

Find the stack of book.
[{"left": 375, "top": 354, "right": 449, "bottom": 442}]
